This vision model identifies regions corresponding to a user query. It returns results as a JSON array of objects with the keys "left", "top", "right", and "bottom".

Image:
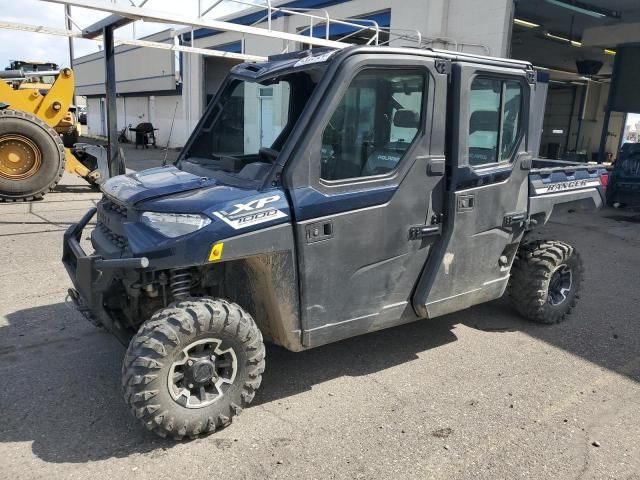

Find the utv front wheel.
[
  {"left": 122, "top": 298, "right": 265, "bottom": 439},
  {"left": 508, "top": 240, "right": 583, "bottom": 324}
]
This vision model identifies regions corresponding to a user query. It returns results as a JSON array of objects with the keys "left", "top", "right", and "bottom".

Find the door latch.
[
  {"left": 409, "top": 225, "right": 441, "bottom": 240},
  {"left": 503, "top": 212, "right": 527, "bottom": 229},
  {"left": 409, "top": 214, "right": 443, "bottom": 240}
]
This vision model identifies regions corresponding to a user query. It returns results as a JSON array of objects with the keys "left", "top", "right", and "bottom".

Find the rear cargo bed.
[{"left": 528, "top": 159, "right": 608, "bottom": 224}]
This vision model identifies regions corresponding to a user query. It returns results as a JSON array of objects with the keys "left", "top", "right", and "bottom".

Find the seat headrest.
[
  {"left": 470, "top": 111, "right": 499, "bottom": 134},
  {"left": 393, "top": 109, "right": 420, "bottom": 128}
]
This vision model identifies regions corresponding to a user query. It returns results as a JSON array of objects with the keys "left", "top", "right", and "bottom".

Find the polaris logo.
[
  {"left": 535, "top": 178, "right": 600, "bottom": 195},
  {"left": 214, "top": 195, "right": 287, "bottom": 230},
  {"left": 294, "top": 51, "right": 335, "bottom": 68},
  {"left": 377, "top": 155, "right": 400, "bottom": 162}
]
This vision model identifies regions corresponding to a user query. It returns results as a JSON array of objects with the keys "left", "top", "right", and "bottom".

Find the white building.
[
  {"left": 74, "top": 29, "right": 183, "bottom": 147},
  {"left": 74, "top": 0, "right": 638, "bottom": 160},
  {"left": 74, "top": 0, "right": 514, "bottom": 148}
]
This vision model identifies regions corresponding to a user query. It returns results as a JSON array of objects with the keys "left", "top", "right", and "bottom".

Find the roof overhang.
[
  {"left": 582, "top": 22, "right": 640, "bottom": 48},
  {"left": 82, "top": 14, "right": 134, "bottom": 39}
]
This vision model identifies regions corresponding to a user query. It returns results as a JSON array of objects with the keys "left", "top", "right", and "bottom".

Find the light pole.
[{"left": 64, "top": 4, "right": 76, "bottom": 106}]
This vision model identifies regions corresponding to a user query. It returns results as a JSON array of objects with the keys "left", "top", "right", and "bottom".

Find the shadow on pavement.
[
  {"left": 0, "top": 301, "right": 458, "bottom": 464},
  {"left": 1, "top": 285, "right": 638, "bottom": 464},
  {"left": 257, "top": 293, "right": 639, "bottom": 409},
  {"left": 0, "top": 303, "right": 179, "bottom": 463},
  {"left": 47, "top": 184, "right": 100, "bottom": 195}
]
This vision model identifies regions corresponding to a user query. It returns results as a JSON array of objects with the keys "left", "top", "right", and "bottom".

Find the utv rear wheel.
[
  {"left": 122, "top": 298, "right": 265, "bottom": 440},
  {"left": 508, "top": 240, "right": 583, "bottom": 324}
]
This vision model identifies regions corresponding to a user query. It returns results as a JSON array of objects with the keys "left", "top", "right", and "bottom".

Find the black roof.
[{"left": 231, "top": 45, "right": 533, "bottom": 81}]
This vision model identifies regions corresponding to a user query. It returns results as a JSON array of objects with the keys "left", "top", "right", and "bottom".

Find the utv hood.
[{"left": 101, "top": 166, "right": 212, "bottom": 205}]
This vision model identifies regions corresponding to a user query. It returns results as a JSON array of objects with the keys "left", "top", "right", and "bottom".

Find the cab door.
[
  {"left": 285, "top": 54, "right": 448, "bottom": 348},
  {"left": 413, "top": 62, "right": 533, "bottom": 318}
]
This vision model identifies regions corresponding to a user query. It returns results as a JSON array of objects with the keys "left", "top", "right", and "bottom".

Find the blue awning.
[{"left": 210, "top": 41, "right": 242, "bottom": 53}]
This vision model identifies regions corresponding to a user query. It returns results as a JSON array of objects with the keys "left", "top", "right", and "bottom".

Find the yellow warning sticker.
[{"left": 208, "top": 242, "right": 224, "bottom": 262}]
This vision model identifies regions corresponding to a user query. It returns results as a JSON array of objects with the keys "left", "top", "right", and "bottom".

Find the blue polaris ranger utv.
[{"left": 63, "top": 46, "right": 608, "bottom": 439}]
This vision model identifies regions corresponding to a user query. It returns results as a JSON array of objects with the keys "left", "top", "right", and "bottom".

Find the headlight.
[{"left": 141, "top": 212, "right": 211, "bottom": 238}]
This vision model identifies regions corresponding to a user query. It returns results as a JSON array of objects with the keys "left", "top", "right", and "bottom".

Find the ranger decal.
[
  {"left": 535, "top": 178, "right": 601, "bottom": 195},
  {"left": 213, "top": 195, "right": 287, "bottom": 229}
]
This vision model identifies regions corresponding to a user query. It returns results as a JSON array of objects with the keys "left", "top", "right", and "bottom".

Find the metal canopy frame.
[
  {"left": 2, "top": 0, "right": 431, "bottom": 174},
  {"left": 28, "top": 0, "right": 366, "bottom": 174},
  {"left": 1, "top": 0, "right": 494, "bottom": 174},
  {"left": 0, "top": 21, "right": 268, "bottom": 62},
  {"left": 42, "top": 0, "right": 350, "bottom": 49}
]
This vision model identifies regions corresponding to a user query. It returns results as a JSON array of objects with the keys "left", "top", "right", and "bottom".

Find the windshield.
[{"left": 181, "top": 69, "right": 322, "bottom": 183}]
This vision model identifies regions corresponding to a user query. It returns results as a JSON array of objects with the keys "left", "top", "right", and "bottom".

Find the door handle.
[
  {"left": 457, "top": 194, "right": 475, "bottom": 212},
  {"left": 426, "top": 158, "right": 445, "bottom": 176},
  {"left": 305, "top": 220, "right": 333, "bottom": 244},
  {"left": 518, "top": 152, "right": 533, "bottom": 170}
]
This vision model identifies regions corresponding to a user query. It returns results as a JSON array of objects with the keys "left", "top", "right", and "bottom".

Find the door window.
[
  {"left": 468, "top": 77, "right": 523, "bottom": 166},
  {"left": 320, "top": 69, "right": 425, "bottom": 181},
  {"left": 501, "top": 80, "right": 523, "bottom": 158}
]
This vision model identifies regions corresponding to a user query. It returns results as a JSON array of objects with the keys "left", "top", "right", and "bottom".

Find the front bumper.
[{"left": 62, "top": 207, "right": 149, "bottom": 345}]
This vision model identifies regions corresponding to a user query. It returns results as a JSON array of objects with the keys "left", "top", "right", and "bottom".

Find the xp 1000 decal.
[{"left": 213, "top": 195, "right": 287, "bottom": 229}]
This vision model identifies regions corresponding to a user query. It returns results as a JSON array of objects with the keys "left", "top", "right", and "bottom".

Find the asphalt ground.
[{"left": 1, "top": 148, "right": 639, "bottom": 479}]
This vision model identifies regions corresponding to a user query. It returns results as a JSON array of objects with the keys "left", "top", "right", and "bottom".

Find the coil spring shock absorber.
[{"left": 169, "top": 268, "right": 192, "bottom": 300}]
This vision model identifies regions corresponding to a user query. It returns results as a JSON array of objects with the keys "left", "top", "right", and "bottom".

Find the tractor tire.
[
  {"left": 0, "top": 109, "right": 65, "bottom": 202},
  {"left": 507, "top": 240, "right": 583, "bottom": 324},
  {"left": 122, "top": 297, "right": 265, "bottom": 440}
]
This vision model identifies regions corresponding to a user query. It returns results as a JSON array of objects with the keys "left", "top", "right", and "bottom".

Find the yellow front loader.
[{"left": 0, "top": 68, "right": 103, "bottom": 202}]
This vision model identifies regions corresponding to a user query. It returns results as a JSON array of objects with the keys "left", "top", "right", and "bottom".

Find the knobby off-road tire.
[
  {"left": 0, "top": 109, "right": 65, "bottom": 202},
  {"left": 122, "top": 297, "right": 265, "bottom": 440},
  {"left": 508, "top": 240, "right": 584, "bottom": 324}
]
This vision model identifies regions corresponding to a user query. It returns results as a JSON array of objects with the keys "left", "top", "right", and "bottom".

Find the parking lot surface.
[{"left": 1, "top": 150, "right": 639, "bottom": 479}]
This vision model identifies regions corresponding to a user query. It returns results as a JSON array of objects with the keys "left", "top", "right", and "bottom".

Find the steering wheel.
[{"left": 258, "top": 147, "right": 279, "bottom": 163}]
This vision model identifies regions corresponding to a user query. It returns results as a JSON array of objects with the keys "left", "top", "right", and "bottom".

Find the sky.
[
  {"left": 626, "top": 113, "right": 640, "bottom": 132},
  {"left": 0, "top": 0, "right": 259, "bottom": 68}
]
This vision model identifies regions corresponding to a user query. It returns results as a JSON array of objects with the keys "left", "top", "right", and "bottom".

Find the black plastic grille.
[
  {"left": 96, "top": 197, "right": 129, "bottom": 250},
  {"left": 101, "top": 198, "right": 127, "bottom": 219},
  {"left": 95, "top": 222, "right": 129, "bottom": 249}
]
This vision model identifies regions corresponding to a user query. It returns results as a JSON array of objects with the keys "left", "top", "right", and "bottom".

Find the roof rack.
[{"left": 428, "top": 48, "right": 533, "bottom": 69}]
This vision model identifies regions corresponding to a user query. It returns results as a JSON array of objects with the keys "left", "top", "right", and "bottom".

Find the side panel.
[
  {"left": 284, "top": 54, "right": 448, "bottom": 348},
  {"left": 414, "top": 62, "right": 533, "bottom": 318},
  {"left": 296, "top": 160, "right": 440, "bottom": 347},
  {"left": 213, "top": 223, "right": 302, "bottom": 351}
]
